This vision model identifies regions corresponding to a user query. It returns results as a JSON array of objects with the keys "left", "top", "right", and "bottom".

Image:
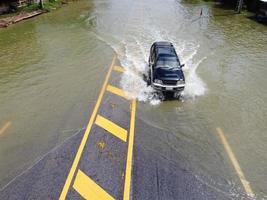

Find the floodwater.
[{"left": 1, "top": 0, "right": 267, "bottom": 198}]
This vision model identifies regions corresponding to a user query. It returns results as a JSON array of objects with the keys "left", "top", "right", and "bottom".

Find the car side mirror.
[{"left": 180, "top": 64, "right": 185, "bottom": 68}]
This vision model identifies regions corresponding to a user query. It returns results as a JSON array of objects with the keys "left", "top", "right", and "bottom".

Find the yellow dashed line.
[
  {"left": 95, "top": 115, "right": 128, "bottom": 142},
  {"left": 0, "top": 121, "right": 12, "bottom": 136},
  {"left": 60, "top": 56, "right": 137, "bottom": 200},
  {"left": 59, "top": 56, "right": 116, "bottom": 200},
  {"left": 106, "top": 85, "right": 128, "bottom": 99},
  {"left": 113, "top": 65, "right": 125, "bottom": 73},
  {"left": 123, "top": 100, "right": 136, "bottom": 200},
  {"left": 216, "top": 127, "right": 255, "bottom": 197},
  {"left": 114, "top": 65, "right": 141, "bottom": 77},
  {"left": 73, "top": 170, "right": 115, "bottom": 200}
]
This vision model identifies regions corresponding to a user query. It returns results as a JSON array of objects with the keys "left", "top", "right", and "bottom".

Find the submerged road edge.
[{"left": 216, "top": 127, "right": 255, "bottom": 198}]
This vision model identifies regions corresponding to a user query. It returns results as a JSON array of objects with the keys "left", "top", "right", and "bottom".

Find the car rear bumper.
[{"left": 152, "top": 82, "right": 185, "bottom": 92}]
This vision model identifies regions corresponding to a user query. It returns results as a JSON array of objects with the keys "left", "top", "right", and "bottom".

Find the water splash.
[
  {"left": 182, "top": 55, "right": 208, "bottom": 100},
  {"left": 91, "top": 0, "right": 207, "bottom": 105}
]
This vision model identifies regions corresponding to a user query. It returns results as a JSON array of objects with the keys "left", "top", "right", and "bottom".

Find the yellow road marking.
[
  {"left": 216, "top": 127, "right": 255, "bottom": 197},
  {"left": 59, "top": 55, "right": 116, "bottom": 200},
  {"left": 95, "top": 115, "right": 128, "bottom": 142},
  {"left": 113, "top": 65, "right": 125, "bottom": 73},
  {"left": 0, "top": 121, "right": 12, "bottom": 136},
  {"left": 123, "top": 100, "right": 136, "bottom": 200},
  {"left": 114, "top": 65, "right": 142, "bottom": 77},
  {"left": 73, "top": 169, "right": 115, "bottom": 200},
  {"left": 106, "top": 85, "right": 128, "bottom": 99}
]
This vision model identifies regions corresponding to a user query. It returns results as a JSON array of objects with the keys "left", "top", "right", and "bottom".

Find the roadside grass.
[
  {"left": 43, "top": 0, "right": 67, "bottom": 12},
  {"left": 22, "top": 3, "right": 40, "bottom": 12},
  {"left": 0, "top": 12, "right": 18, "bottom": 19},
  {"left": 0, "top": 0, "right": 67, "bottom": 19}
]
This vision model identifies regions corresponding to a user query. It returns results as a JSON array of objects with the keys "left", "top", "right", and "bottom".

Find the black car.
[{"left": 148, "top": 41, "right": 185, "bottom": 96}]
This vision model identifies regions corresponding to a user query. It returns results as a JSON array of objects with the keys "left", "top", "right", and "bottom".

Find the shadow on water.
[
  {"left": 247, "top": 15, "right": 267, "bottom": 27},
  {"left": 212, "top": 0, "right": 267, "bottom": 26},
  {"left": 190, "top": 13, "right": 238, "bottom": 24},
  {"left": 213, "top": 1, "right": 236, "bottom": 10}
]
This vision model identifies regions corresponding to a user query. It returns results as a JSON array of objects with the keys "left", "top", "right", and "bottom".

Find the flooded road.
[
  {"left": 1, "top": 0, "right": 267, "bottom": 198},
  {"left": 0, "top": 1, "right": 114, "bottom": 189}
]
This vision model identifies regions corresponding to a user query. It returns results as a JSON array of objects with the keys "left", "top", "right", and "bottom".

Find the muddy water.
[
  {"left": 1, "top": 0, "right": 267, "bottom": 198},
  {"left": 92, "top": 0, "right": 267, "bottom": 198},
  {"left": 0, "top": 0, "right": 114, "bottom": 189}
]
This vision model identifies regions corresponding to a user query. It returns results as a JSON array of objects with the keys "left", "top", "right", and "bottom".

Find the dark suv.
[{"left": 148, "top": 42, "right": 185, "bottom": 95}]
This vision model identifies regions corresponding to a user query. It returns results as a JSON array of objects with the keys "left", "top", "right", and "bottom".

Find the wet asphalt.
[
  {"left": 0, "top": 58, "right": 244, "bottom": 200},
  {"left": 0, "top": 122, "right": 232, "bottom": 200}
]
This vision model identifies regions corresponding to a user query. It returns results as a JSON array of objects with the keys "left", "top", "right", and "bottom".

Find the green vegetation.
[
  {"left": 43, "top": 0, "right": 67, "bottom": 12},
  {"left": 24, "top": 0, "right": 67, "bottom": 12},
  {"left": 0, "top": 12, "right": 17, "bottom": 19},
  {"left": 0, "top": 0, "right": 68, "bottom": 18},
  {"left": 22, "top": 3, "right": 41, "bottom": 12}
]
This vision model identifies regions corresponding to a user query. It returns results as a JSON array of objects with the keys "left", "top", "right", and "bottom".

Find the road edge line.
[
  {"left": 59, "top": 55, "right": 116, "bottom": 200},
  {"left": 123, "top": 100, "right": 136, "bottom": 200},
  {"left": 216, "top": 127, "right": 255, "bottom": 197},
  {"left": 0, "top": 121, "right": 12, "bottom": 136}
]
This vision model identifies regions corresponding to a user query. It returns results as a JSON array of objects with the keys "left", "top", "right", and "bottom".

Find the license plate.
[{"left": 166, "top": 87, "right": 173, "bottom": 91}]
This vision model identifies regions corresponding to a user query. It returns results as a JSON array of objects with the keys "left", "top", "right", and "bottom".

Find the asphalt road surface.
[
  {"left": 1, "top": 0, "right": 267, "bottom": 199},
  {"left": 0, "top": 57, "right": 249, "bottom": 200}
]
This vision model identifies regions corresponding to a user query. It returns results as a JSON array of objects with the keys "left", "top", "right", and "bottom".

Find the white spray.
[{"left": 91, "top": 0, "right": 207, "bottom": 105}]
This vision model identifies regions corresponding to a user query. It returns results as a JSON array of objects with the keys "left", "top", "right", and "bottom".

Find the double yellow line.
[{"left": 59, "top": 56, "right": 136, "bottom": 200}]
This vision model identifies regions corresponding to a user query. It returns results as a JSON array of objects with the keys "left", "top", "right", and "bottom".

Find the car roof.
[
  {"left": 153, "top": 42, "right": 177, "bottom": 58},
  {"left": 157, "top": 47, "right": 176, "bottom": 57}
]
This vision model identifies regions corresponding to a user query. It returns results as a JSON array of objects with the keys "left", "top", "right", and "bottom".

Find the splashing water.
[
  {"left": 182, "top": 54, "right": 208, "bottom": 100},
  {"left": 91, "top": 0, "right": 207, "bottom": 104}
]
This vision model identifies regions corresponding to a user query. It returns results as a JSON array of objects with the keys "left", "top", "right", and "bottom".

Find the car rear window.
[{"left": 156, "top": 46, "right": 177, "bottom": 58}]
